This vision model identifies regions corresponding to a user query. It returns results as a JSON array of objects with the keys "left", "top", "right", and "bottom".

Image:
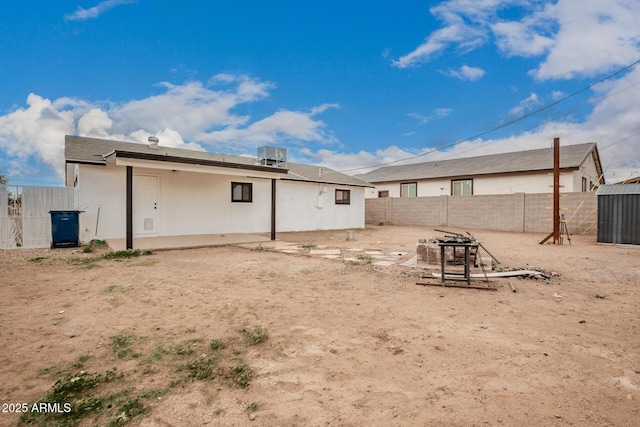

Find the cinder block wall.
[
  {"left": 365, "top": 192, "right": 597, "bottom": 234},
  {"left": 524, "top": 192, "right": 598, "bottom": 233}
]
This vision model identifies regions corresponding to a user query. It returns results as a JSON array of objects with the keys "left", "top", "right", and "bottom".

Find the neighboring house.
[
  {"left": 65, "top": 136, "right": 371, "bottom": 248},
  {"left": 357, "top": 143, "right": 604, "bottom": 198}
]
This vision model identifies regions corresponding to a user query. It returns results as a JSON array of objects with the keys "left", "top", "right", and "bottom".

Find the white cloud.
[
  {"left": 435, "top": 108, "right": 454, "bottom": 118},
  {"left": 0, "top": 94, "right": 74, "bottom": 178},
  {"left": 200, "top": 108, "right": 337, "bottom": 148},
  {"left": 392, "top": 23, "right": 484, "bottom": 68},
  {"left": 128, "top": 128, "right": 205, "bottom": 151},
  {"left": 445, "top": 65, "right": 486, "bottom": 81},
  {"left": 491, "top": 5, "right": 555, "bottom": 57},
  {"left": 298, "top": 145, "right": 428, "bottom": 174},
  {"left": 208, "top": 73, "right": 237, "bottom": 85},
  {"left": 0, "top": 75, "right": 339, "bottom": 182},
  {"left": 408, "top": 108, "right": 453, "bottom": 125},
  {"left": 310, "top": 104, "right": 340, "bottom": 116},
  {"left": 392, "top": 0, "right": 502, "bottom": 68},
  {"left": 65, "top": 0, "right": 136, "bottom": 22},
  {"left": 108, "top": 78, "right": 268, "bottom": 140},
  {"left": 77, "top": 108, "right": 113, "bottom": 138},
  {"left": 509, "top": 93, "right": 541, "bottom": 116},
  {"left": 408, "top": 112, "right": 430, "bottom": 124},
  {"left": 393, "top": 0, "right": 640, "bottom": 82},
  {"left": 531, "top": 0, "right": 640, "bottom": 80}
]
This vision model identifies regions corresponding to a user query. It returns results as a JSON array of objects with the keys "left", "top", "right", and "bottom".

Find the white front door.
[{"left": 133, "top": 175, "right": 159, "bottom": 235}]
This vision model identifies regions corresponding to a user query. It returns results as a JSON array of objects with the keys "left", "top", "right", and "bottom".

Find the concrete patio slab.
[
  {"left": 372, "top": 260, "right": 396, "bottom": 266},
  {"left": 310, "top": 249, "right": 342, "bottom": 255},
  {"left": 364, "top": 250, "right": 383, "bottom": 255}
]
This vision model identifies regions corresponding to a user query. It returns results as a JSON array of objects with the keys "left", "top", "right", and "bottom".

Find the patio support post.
[
  {"left": 126, "top": 166, "right": 133, "bottom": 250},
  {"left": 271, "top": 179, "right": 276, "bottom": 240}
]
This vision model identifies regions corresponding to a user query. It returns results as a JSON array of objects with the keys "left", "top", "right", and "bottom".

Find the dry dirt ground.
[{"left": 1, "top": 225, "right": 639, "bottom": 427}]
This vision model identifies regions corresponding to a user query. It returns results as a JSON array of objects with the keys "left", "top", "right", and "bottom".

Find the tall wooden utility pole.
[{"left": 540, "top": 137, "right": 561, "bottom": 245}]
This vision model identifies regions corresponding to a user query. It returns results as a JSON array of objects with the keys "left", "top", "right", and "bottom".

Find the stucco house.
[
  {"left": 64, "top": 135, "right": 371, "bottom": 249},
  {"left": 357, "top": 143, "right": 604, "bottom": 198}
]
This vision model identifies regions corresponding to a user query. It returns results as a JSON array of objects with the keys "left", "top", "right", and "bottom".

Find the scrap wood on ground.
[{"left": 417, "top": 229, "right": 557, "bottom": 291}]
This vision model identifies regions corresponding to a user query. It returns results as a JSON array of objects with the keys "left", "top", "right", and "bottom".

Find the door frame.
[{"left": 133, "top": 173, "right": 160, "bottom": 237}]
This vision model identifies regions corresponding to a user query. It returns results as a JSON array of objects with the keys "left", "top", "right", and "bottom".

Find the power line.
[
  {"left": 340, "top": 57, "right": 640, "bottom": 173},
  {"left": 437, "top": 78, "right": 640, "bottom": 162}
]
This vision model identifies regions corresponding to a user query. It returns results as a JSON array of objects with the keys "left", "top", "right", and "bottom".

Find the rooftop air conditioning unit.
[{"left": 257, "top": 146, "right": 287, "bottom": 167}]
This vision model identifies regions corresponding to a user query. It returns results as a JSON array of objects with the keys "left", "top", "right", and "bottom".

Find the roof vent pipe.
[{"left": 148, "top": 136, "right": 159, "bottom": 149}]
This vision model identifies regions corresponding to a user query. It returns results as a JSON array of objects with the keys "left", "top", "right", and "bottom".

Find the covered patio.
[{"left": 106, "top": 233, "right": 271, "bottom": 252}]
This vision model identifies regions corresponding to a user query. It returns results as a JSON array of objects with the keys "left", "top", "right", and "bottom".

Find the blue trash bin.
[{"left": 50, "top": 210, "right": 81, "bottom": 248}]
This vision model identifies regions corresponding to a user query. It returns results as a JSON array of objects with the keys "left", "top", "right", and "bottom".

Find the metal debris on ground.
[
  {"left": 494, "top": 266, "right": 557, "bottom": 281},
  {"left": 431, "top": 269, "right": 549, "bottom": 279},
  {"left": 433, "top": 229, "right": 501, "bottom": 265},
  {"left": 415, "top": 278, "right": 498, "bottom": 291},
  {"left": 417, "top": 229, "right": 504, "bottom": 288}
]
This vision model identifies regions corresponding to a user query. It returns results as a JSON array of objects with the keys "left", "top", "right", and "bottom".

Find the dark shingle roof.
[
  {"left": 356, "top": 143, "right": 599, "bottom": 183},
  {"left": 65, "top": 135, "right": 372, "bottom": 187}
]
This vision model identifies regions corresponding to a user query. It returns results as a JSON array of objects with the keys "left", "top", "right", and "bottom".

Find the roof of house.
[
  {"left": 355, "top": 143, "right": 603, "bottom": 184},
  {"left": 598, "top": 183, "right": 640, "bottom": 195},
  {"left": 65, "top": 135, "right": 372, "bottom": 188}
]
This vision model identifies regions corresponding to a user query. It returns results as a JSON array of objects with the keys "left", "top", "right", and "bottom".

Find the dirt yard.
[{"left": 1, "top": 225, "right": 639, "bottom": 426}]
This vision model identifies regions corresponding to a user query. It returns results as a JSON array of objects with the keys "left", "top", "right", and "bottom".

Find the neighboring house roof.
[
  {"left": 598, "top": 183, "right": 640, "bottom": 195},
  {"left": 356, "top": 143, "right": 603, "bottom": 184},
  {"left": 65, "top": 135, "right": 372, "bottom": 188}
]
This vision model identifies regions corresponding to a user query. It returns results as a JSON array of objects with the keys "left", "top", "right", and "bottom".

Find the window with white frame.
[
  {"left": 451, "top": 179, "right": 472, "bottom": 196},
  {"left": 400, "top": 182, "right": 417, "bottom": 197}
]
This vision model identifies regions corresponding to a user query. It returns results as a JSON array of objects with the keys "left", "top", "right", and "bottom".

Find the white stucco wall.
[
  {"left": 572, "top": 152, "right": 601, "bottom": 190},
  {"left": 76, "top": 164, "right": 127, "bottom": 242},
  {"left": 365, "top": 170, "right": 590, "bottom": 199},
  {"left": 473, "top": 173, "right": 575, "bottom": 194},
  {"left": 75, "top": 163, "right": 364, "bottom": 241},
  {"left": 276, "top": 181, "right": 365, "bottom": 231}
]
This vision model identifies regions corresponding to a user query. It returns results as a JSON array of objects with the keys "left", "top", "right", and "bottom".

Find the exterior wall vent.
[{"left": 257, "top": 146, "right": 287, "bottom": 168}]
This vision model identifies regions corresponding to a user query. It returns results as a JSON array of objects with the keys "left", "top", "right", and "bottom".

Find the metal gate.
[
  {"left": 0, "top": 185, "right": 76, "bottom": 249},
  {"left": 0, "top": 185, "right": 8, "bottom": 249}
]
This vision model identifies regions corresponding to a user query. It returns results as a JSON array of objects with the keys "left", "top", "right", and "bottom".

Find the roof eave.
[
  {"left": 365, "top": 167, "right": 581, "bottom": 184},
  {"left": 590, "top": 144, "right": 605, "bottom": 185},
  {"left": 109, "top": 150, "right": 289, "bottom": 174},
  {"left": 65, "top": 158, "right": 107, "bottom": 166},
  {"left": 280, "top": 177, "right": 374, "bottom": 188}
]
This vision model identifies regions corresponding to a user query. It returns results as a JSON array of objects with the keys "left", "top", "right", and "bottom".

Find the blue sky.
[{"left": 1, "top": 0, "right": 640, "bottom": 186}]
